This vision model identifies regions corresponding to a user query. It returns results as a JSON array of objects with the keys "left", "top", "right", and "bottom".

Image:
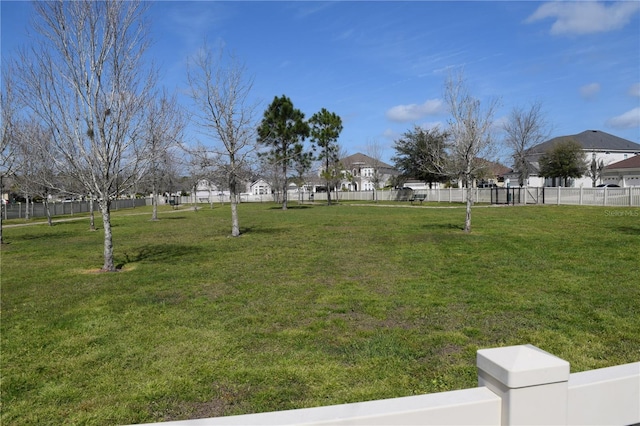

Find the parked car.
[{"left": 596, "top": 184, "right": 620, "bottom": 188}]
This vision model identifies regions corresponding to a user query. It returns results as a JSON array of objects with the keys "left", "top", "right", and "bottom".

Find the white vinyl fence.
[
  {"left": 136, "top": 344, "right": 639, "bottom": 426},
  {"left": 307, "top": 187, "right": 640, "bottom": 207},
  {"left": 5, "top": 187, "right": 638, "bottom": 220}
]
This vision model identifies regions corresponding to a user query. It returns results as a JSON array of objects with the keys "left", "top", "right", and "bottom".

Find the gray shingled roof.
[
  {"left": 527, "top": 130, "right": 640, "bottom": 156},
  {"left": 341, "top": 153, "right": 395, "bottom": 170}
]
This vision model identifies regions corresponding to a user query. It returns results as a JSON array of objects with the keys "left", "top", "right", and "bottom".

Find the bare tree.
[
  {"left": 502, "top": 101, "right": 550, "bottom": 187},
  {"left": 291, "top": 151, "right": 314, "bottom": 203},
  {"left": 144, "top": 91, "right": 185, "bottom": 221},
  {"left": 258, "top": 157, "right": 284, "bottom": 203},
  {"left": 1, "top": 63, "right": 18, "bottom": 244},
  {"left": 444, "top": 71, "right": 499, "bottom": 233},
  {"left": 16, "top": 0, "right": 155, "bottom": 271},
  {"left": 12, "top": 119, "right": 58, "bottom": 225},
  {"left": 185, "top": 143, "right": 217, "bottom": 211},
  {"left": 588, "top": 153, "right": 606, "bottom": 187},
  {"left": 187, "top": 45, "right": 256, "bottom": 236},
  {"left": 365, "top": 139, "right": 386, "bottom": 202}
]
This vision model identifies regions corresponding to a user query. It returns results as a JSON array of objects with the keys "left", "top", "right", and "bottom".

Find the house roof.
[
  {"left": 604, "top": 155, "right": 640, "bottom": 170},
  {"left": 476, "top": 158, "right": 511, "bottom": 177},
  {"left": 527, "top": 130, "right": 640, "bottom": 156},
  {"left": 341, "top": 153, "right": 395, "bottom": 170}
]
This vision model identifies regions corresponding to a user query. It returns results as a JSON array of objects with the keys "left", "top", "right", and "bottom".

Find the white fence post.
[{"left": 477, "top": 344, "right": 570, "bottom": 425}]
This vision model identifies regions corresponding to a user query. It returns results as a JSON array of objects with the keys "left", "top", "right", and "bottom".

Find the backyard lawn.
[{"left": 1, "top": 202, "right": 639, "bottom": 424}]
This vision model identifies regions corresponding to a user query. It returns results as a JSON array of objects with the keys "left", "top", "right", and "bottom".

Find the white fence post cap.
[{"left": 477, "top": 344, "right": 570, "bottom": 388}]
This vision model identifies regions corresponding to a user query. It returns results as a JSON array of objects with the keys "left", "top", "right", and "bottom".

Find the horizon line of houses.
[
  {"left": 3, "top": 129, "right": 639, "bottom": 203},
  {"left": 195, "top": 129, "right": 640, "bottom": 199}
]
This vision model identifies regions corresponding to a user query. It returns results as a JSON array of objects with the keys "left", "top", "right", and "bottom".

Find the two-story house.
[
  {"left": 504, "top": 130, "right": 640, "bottom": 187},
  {"left": 338, "top": 153, "right": 399, "bottom": 191}
]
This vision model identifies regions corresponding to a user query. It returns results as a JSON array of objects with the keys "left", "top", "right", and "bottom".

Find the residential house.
[
  {"left": 475, "top": 159, "right": 511, "bottom": 187},
  {"left": 249, "top": 178, "right": 272, "bottom": 195},
  {"left": 194, "top": 179, "right": 221, "bottom": 201},
  {"left": 504, "top": 130, "right": 640, "bottom": 187},
  {"left": 338, "top": 153, "right": 399, "bottom": 191},
  {"left": 601, "top": 155, "right": 640, "bottom": 187}
]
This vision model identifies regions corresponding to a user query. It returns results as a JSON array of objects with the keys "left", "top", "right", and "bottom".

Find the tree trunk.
[
  {"left": 231, "top": 198, "right": 240, "bottom": 237},
  {"left": 282, "top": 165, "right": 288, "bottom": 210},
  {"left": 230, "top": 171, "right": 240, "bottom": 237},
  {"left": 0, "top": 203, "right": 4, "bottom": 245},
  {"left": 151, "top": 189, "right": 158, "bottom": 221},
  {"left": 99, "top": 199, "right": 116, "bottom": 272},
  {"left": 89, "top": 195, "right": 96, "bottom": 231},
  {"left": 25, "top": 196, "right": 30, "bottom": 220},
  {"left": 44, "top": 200, "right": 52, "bottom": 226},
  {"left": 464, "top": 182, "right": 473, "bottom": 233}
]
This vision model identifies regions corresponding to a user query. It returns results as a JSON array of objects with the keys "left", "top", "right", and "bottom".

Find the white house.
[
  {"left": 249, "top": 178, "right": 271, "bottom": 195},
  {"left": 601, "top": 155, "right": 640, "bottom": 187},
  {"left": 504, "top": 130, "right": 640, "bottom": 187},
  {"left": 194, "top": 179, "right": 221, "bottom": 201}
]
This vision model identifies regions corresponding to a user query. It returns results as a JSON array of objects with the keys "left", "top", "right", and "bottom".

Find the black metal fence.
[{"left": 490, "top": 187, "right": 523, "bottom": 205}]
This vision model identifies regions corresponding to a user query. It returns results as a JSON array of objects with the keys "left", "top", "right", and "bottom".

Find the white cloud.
[
  {"left": 526, "top": 1, "right": 640, "bottom": 35},
  {"left": 382, "top": 128, "right": 400, "bottom": 140},
  {"left": 607, "top": 107, "right": 640, "bottom": 129},
  {"left": 385, "top": 99, "right": 444, "bottom": 122},
  {"left": 628, "top": 83, "right": 640, "bottom": 98},
  {"left": 580, "top": 82, "right": 601, "bottom": 100}
]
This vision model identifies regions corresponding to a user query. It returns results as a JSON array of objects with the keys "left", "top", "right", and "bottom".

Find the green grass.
[{"left": 1, "top": 203, "right": 639, "bottom": 424}]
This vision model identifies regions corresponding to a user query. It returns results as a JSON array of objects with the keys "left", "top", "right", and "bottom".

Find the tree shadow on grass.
[
  {"left": 239, "top": 226, "right": 284, "bottom": 235},
  {"left": 616, "top": 225, "right": 640, "bottom": 235},
  {"left": 118, "top": 244, "right": 202, "bottom": 268},
  {"left": 420, "top": 223, "right": 465, "bottom": 231},
  {"left": 267, "top": 205, "right": 313, "bottom": 210}
]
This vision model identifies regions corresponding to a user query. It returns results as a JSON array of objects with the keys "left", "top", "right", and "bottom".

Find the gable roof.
[
  {"left": 604, "top": 155, "right": 640, "bottom": 170},
  {"left": 476, "top": 158, "right": 511, "bottom": 177},
  {"left": 528, "top": 130, "right": 640, "bottom": 156},
  {"left": 341, "top": 153, "right": 395, "bottom": 170}
]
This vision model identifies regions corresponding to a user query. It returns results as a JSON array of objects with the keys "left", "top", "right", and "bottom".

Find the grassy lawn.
[{"left": 1, "top": 202, "right": 639, "bottom": 424}]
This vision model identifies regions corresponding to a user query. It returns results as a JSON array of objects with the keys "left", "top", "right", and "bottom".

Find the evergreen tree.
[
  {"left": 309, "top": 108, "right": 343, "bottom": 205},
  {"left": 256, "top": 95, "right": 310, "bottom": 210}
]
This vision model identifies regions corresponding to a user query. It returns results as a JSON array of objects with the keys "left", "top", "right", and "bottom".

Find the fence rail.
[
  {"left": 307, "top": 187, "right": 640, "bottom": 207},
  {"left": 135, "top": 344, "right": 639, "bottom": 426},
  {"left": 4, "top": 187, "right": 638, "bottom": 220},
  {"left": 1, "top": 198, "right": 148, "bottom": 220}
]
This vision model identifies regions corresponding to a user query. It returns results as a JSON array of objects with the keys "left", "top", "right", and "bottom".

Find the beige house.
[{"left": 338, "top": 153, "right": 399, "bottom": 191}]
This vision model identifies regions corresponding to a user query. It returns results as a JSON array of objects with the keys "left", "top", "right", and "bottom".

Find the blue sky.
[{"left": 2, "top": 1, "right": 639, "bottom": 164}]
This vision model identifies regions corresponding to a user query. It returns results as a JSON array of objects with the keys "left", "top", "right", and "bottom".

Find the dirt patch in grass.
[
  {"left": 77, "top": 265, "right": 137, "bottom": 274},
  {"left": 157, "top": 383, "right": 251, "bottom": 422}
]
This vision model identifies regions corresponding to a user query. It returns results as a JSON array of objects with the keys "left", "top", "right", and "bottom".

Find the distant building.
[
  {"left": 601, "top": 155, "right": 640, "bottom": 187},
  {"left": 194, "top": 179, "right": 220, "bottom": 201},
  {"left": 249, "top": 179, "right": 271, "bottom": 195},
  {"left": 338, "top": 153, "right": 399, "bottom": 191},
  {"left": 503, "top": 130, "right": 640, "bottom": 187}
]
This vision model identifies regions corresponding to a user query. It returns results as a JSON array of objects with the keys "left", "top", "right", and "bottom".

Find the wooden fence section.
[{"left": 135, "top": 344, "right": 639, "bottom": 426}]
